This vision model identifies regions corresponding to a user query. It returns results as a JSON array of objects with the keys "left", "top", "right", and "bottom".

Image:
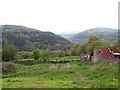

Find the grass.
[
  {"left": 2, "top": 57, "right": 119, "bottom": 88},
  {"left": 49, "top": 56, "right": 80, "bottom": 61}
]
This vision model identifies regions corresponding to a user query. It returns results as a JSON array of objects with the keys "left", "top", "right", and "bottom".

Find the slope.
[{"left": 1, "top": 25, "right": 71, "bottom": 51}]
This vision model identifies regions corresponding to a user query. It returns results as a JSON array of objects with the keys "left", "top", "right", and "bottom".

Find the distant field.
[
  {"left": 2, "top": 58, "right": 118, "bottom": 88},
  {"left": 17, "top": 56, "right": 80, "bottom": 61}
]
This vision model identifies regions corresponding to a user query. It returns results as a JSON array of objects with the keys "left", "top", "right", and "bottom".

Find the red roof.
[
  {"left": 109, "top": 46, "right": 118, "bottom": 53},
  {"left": 98, "top": 46, "right": 118, "bottom": 58}
]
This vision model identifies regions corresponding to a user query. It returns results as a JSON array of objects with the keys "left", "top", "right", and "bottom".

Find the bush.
[
  {"left": 57, "top": 50, "right": 65, "bottom": 57},
  {"left": 19, "top": 51, "right": 32, "bottom": 59},
  {"left": 32, "top": 49, "right": 41, "bottom": 60},
  {"left": 69, "top": 43, "right": 86, "bottom": 56},
  {"left": 2, "top": 45, "right": 18, "bottom": 61},
  {"left": 40, "top": 49, "right": 51, "bottom": 61},
  {"left": 2, "top": 62, "right": 16, "bottom": 74}
]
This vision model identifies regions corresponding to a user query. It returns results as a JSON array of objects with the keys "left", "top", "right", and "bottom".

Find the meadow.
[{"left": 2, "top": 57, "right": 118, "bottom": 88}]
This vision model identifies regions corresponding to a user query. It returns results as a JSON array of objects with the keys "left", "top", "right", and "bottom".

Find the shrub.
[
  {"left": 57, "top": 50, "right": 65, "bottom": 57},
  {"left": 19, "top": 51, "right": 32, "bottom": 59},
  {"left": 2, "top": 45, "right": 18, "bottom": 61},
  {"left": 40, "top": 49, "right": 51, "bottom": 61},
  {"left": 2, "top": 62, "right": 16, "bottom": 74},
  {"left": 32, "top": 49, "right": 41, "bottom": 60}
]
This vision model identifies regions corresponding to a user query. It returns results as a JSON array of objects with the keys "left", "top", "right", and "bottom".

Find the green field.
[{"left": 2, "top": 57, "right": 118, "bottom": 88}]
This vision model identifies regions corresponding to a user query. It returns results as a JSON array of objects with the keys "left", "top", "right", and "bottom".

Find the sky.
[{"left": 0, "top": 0, "right": 119, "bottom": 34}]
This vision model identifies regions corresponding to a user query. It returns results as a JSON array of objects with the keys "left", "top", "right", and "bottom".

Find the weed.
[{"left": 2, "top": 59, "right": 118, "bottom": 88}]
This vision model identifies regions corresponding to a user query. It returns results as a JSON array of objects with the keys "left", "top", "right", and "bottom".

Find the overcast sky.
[{"left": 0, "top": 0, "right": 119, "bottom": 34}]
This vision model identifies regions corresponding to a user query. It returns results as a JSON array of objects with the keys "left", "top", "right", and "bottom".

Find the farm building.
[{"left": 80, "top": 46, "right": 120, "bottom": 62}]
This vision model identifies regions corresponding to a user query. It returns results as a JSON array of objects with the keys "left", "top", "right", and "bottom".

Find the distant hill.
[
  {"left": 60, "top": 28, "right": 119, "bottom": 43},
  {"left": 59, "top": 33, "right": 76, "bottom": 42},
  {"left": 1, "top": 25, "right": 71, "bottom": 51}
]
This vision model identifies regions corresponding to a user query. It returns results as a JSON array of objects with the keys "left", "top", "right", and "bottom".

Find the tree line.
[{"left": 2, "top": 36, "right": 119, "bottom": 62}]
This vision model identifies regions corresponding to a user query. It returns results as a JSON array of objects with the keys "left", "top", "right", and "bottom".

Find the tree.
[
  {"left": 112, "top": 39, "right": 120, "bottom": 52},
  {"left": 86, "top": 36, "right": 99, "bottom": 54},
  {"left": 51, "top": 51, "right": 57, "bottom": 58},
  {"left": 112, "top": 39, "right": 120, "bottom": 47},
  {"left": 57, "top": 50, "right": 65, "bottom": 57},
  {"left": 86, "top": 40, "right": 103, "bottom": 54},
  {"left": 87, "top": 36, "right": 99, "bottom": 44},
  {"left": 2, "top": 45, "right": 18, "bottom": 61},
  {"left": 101, "top": 40, "right": 110, "bottom": 47},
  {"left": 75, "top": 43, "right": 87, "bottom": 54},
  {"left": 70, "top": 43, "right": 86, "bottom": 56},
  {"left": 40, "top": 49, "right": 51, "bottom": 61},
  {"left": 32, "top": 49, "right": 41, "bottom": 60}
]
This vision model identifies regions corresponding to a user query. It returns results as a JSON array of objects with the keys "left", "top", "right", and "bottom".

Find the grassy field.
[{"left": 2, "top": 57, "right": 118, "bottom": 88}]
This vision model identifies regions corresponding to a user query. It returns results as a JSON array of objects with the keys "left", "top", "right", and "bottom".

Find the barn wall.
[
  {"left": 92, "top": 49, "right": 119, "bottom": 62},
  {"left": 92, "top": 49, "right": 103, "bottom": 62}
]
